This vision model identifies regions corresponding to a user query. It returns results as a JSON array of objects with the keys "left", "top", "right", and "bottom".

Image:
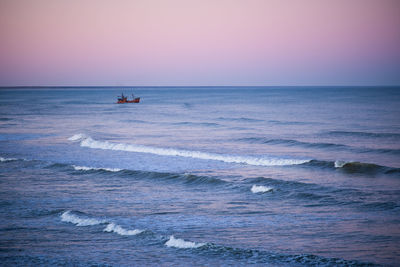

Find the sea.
[{"left": 0, "top": 86, "right": 399, "bottom": 266}]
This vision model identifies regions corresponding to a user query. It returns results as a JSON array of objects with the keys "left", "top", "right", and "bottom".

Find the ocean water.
[{"left": 0, "top": 86, "right": 399, "bottom": 266}]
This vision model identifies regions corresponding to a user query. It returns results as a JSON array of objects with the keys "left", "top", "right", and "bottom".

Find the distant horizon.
[{"left": 1, "top": 85, "right": 400, "bottom": 89}]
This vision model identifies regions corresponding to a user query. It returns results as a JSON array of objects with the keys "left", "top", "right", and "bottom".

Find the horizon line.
[{"left": 1, "top": 85, "right": 400, "bottom": 89}]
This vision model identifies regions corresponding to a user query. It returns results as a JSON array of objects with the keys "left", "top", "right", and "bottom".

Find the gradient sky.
[{"left": 0, "top": 0, "right": 399, "bottom": 86}]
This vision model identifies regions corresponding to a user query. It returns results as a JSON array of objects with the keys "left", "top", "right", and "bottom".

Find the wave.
[
  {"left": 0, "top": 156, "right": 18, "bottom": 162},
  {"left": 57, "top": 211, "right": 377, "bottom": 265},
  {"left": 196, "top": 244, "right": 374, "bottom": 266},
  {"left": 69, "top": 134, "right": 310, "bottom": 167},
  {"left": 48, "top": 162, "right": 228, "bottom": 186},
  {"left": 123, "top": 119, "right": 149, "bottom": 124},
  {"left": 61, "top": 211, "right": 143, "bottom": 236},
  {"left": 0, "top": 117, "right": 12, "bottom": 121},
  {"left": 68, "top": 133, "right": 88, "bottom": 141},
  {"left": 305, "top": 160, "right": 400, "bottom": 175},
  {"left": 334, "top": 161, "right": 400, "bottom": 174},
  {"left": 239, "top": 137, "right": 400, "bottom": 155},
  {"left": 251, "top": 185, "right": 273, "bottom": 193},
  {"left": 165, "top": 235, "right": 206, "bottom": 249},
  {"left": 327, "top": 130, "right": 400, "bottom": 139},
  {"left": 60, "top": 211, "right": 106, "bottom": 226},
  {"left": 72, "top": 165, "right": 122, "bottom": 172},
  {"left": 173, "top": 122, "right": 221, "bottom": 127},
  {"left": 103, "top": 223, "right": 143, "bottom": 236},
  {"left": 267, "top": 120, "right": 314, "bottom": 125},
  {"left": 247, "top": 177, "right": 400, "bottom": 212},
  {"left": 240, "top": 137, "right": 348, "bottom": 149},
  {"left": 334, "top": 160, "right": 347, "bottom": 168},
  {"left": 217, "top": 117, "right": 264, "bottom": 123}
]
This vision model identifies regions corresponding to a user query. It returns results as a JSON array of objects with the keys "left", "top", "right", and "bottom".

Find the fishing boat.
[{"left": 117, "top": 93, "right": 140, "bottom": 104}]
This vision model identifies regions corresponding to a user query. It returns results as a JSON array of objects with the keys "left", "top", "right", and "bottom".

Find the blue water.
[{"left": 1, "top": 87, "right": 399, "bottom": 266}]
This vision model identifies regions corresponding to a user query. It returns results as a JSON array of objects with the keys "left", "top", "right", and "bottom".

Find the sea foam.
[
  {"left": 72, "top": 165, "right": 121, "bottom": 172},
  {"left": 70, "top": 134, "right": 310, "bottom": 167},
  {"left": 251, "top": 185, "right": 273, "bottom": 193},
  {"left": 165, "top": 235, "right": 205, "bottom": 249},
  {"left": 60, "top": 211, "right": 106, "bottom": 226},
  {"left": 68, "top": 133, "right": 88, "bottom": 141},
  {"left": 334, "top": 160, "right": 348, "bottom": 168},
  {"left": 103, "top": 223, "right": 143, "bottom": 236},
  {"left": 0, "top": 157, "right": 18, "bottom": 162}
]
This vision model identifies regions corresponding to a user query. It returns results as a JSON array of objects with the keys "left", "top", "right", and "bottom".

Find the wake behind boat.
[{"left": 117, "top": 93, "right": 140, "bottom": 103}]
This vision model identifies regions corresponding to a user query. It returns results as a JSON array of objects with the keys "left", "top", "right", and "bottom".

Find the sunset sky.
[{"left": 0, "top": 0, "right": 399, "bottom": 86}]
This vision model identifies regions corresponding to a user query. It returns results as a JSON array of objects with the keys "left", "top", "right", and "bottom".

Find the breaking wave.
[
  {"left": 69, "top": 134, "right": 310, "bottom": 167},
  {"left": 251, "top": 185, "right": 273, "bottom": 193},
  {"left": 0, "top": 156, "right": 18, "bottom": 162},
  {"left": 68, "top": 133, "right": 88, "bottom": 141},
  {"left": 60, "top": 211, "right": 106, "bottom": 226},
  {"left": 103, "top": 223, "right": 143, "bottom": 236},
  {"left": 72, "top": 165, "right": 122, "bottom": 172},
  {"left": 165, "top": 235, "right": 206, "bottom": 249},
  {"left": 60, "top": 211, "right": 143, "bottom": 236}
]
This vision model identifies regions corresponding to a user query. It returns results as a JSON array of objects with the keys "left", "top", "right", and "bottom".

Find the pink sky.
[{"left": 0, "top": 0, "right": 399, "bottom": 86}]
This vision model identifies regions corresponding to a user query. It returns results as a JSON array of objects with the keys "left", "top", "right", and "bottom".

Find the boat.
[{"left": 117, "top": 93, "right": 140, "bottom": 104}]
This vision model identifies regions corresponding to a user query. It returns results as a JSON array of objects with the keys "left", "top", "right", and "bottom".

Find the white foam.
[
  {"left": 60, "top": 211, "right": 106, "bottom": 226},
  {"left": 103, "top": 223, "right": 143, "bottom": 236},
  {"left": 68, "top": 133, "right": 87, "bottom": 141},
  {"left": 71, "top": 134, "right": 310, "bottom": 167},
  {"left": 334, "top": 160, "right": 348, "bottom": 168},
  {"left": 0, "top": 157, "right": 18, "bottom": 162},
  {"left": 72, "top": 165, "right": 121, "bottom": 172},
  {"left": 165, "top": 235, "right": 205, "bottom": 249},
  {"left": 251, "top": 185, "right": 273, "bottom": 193}
]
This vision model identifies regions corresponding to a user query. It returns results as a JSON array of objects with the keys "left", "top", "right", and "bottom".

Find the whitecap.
[
  {"left": 334, "top": 160, "right": 348, "bottom": 168},
  {"left": 60, "top": 211, "right": 106, "bottom": 226},
  {"left": 68, "top": 133, "right": 87, "bottom": 141},
  {"left": 251, "top": 185, "right": 273, "bottom": 193},
  {"left": 71, "top": 134, "right": 310, "bottom": 167},
  {"left": 165, "top": 235, "right": 205, "bottom": 249},
  {"left": 103, "top": 223, "right": 143, "bottom": 236},
  {"left": 72, "top": 165, "right": 121, "bottom": 172},
  {"left": 0, "top": 157, "right": 18, "bottom": 162}
]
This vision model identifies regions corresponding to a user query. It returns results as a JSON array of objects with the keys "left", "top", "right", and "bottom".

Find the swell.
[
  {"left": 217, "top": 117, "right": 264, "bottom": 123},
  {"left": 327, "top": 130, "right": 400, "bottom": 139},
  {"left": 303, "top": 160, "right": 400, "bottom": 175},
  {"left": 173, "top": 121, "right": 221, "bottom": 127},
  {"left": 0, "top": 117, "right": 13, "bottom": 121},
  {"left": 15, "top": 158, "right": 400, "bottom": 211},
  {"left": 194, "top": 243, "right": 375, "bottom": 266},
  {"left": 239, "top": 137, "right": 400, "bottom": 155},
  {"left": 68, "top": 134, "right": 310, "bottom": 167},
  {"left": 47, "top": 163, "right": 227, "bottom": 186},
  {"left": 246, "top": 176, "right": 400, "bottom": 211}
]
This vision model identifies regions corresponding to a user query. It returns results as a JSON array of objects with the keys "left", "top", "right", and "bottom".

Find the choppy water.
[{"left": 0, "top": 87, "right": 399, "bottom": 266}]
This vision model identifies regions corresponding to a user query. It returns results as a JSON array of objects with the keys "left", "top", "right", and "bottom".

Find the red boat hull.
[{"left": 117, "top": 97, "right": 140, "bottom": 104}]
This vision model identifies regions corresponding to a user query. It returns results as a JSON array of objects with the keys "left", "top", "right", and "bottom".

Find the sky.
[{"left": 0, "top": 0, "right": 399, "bottom": 86}]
